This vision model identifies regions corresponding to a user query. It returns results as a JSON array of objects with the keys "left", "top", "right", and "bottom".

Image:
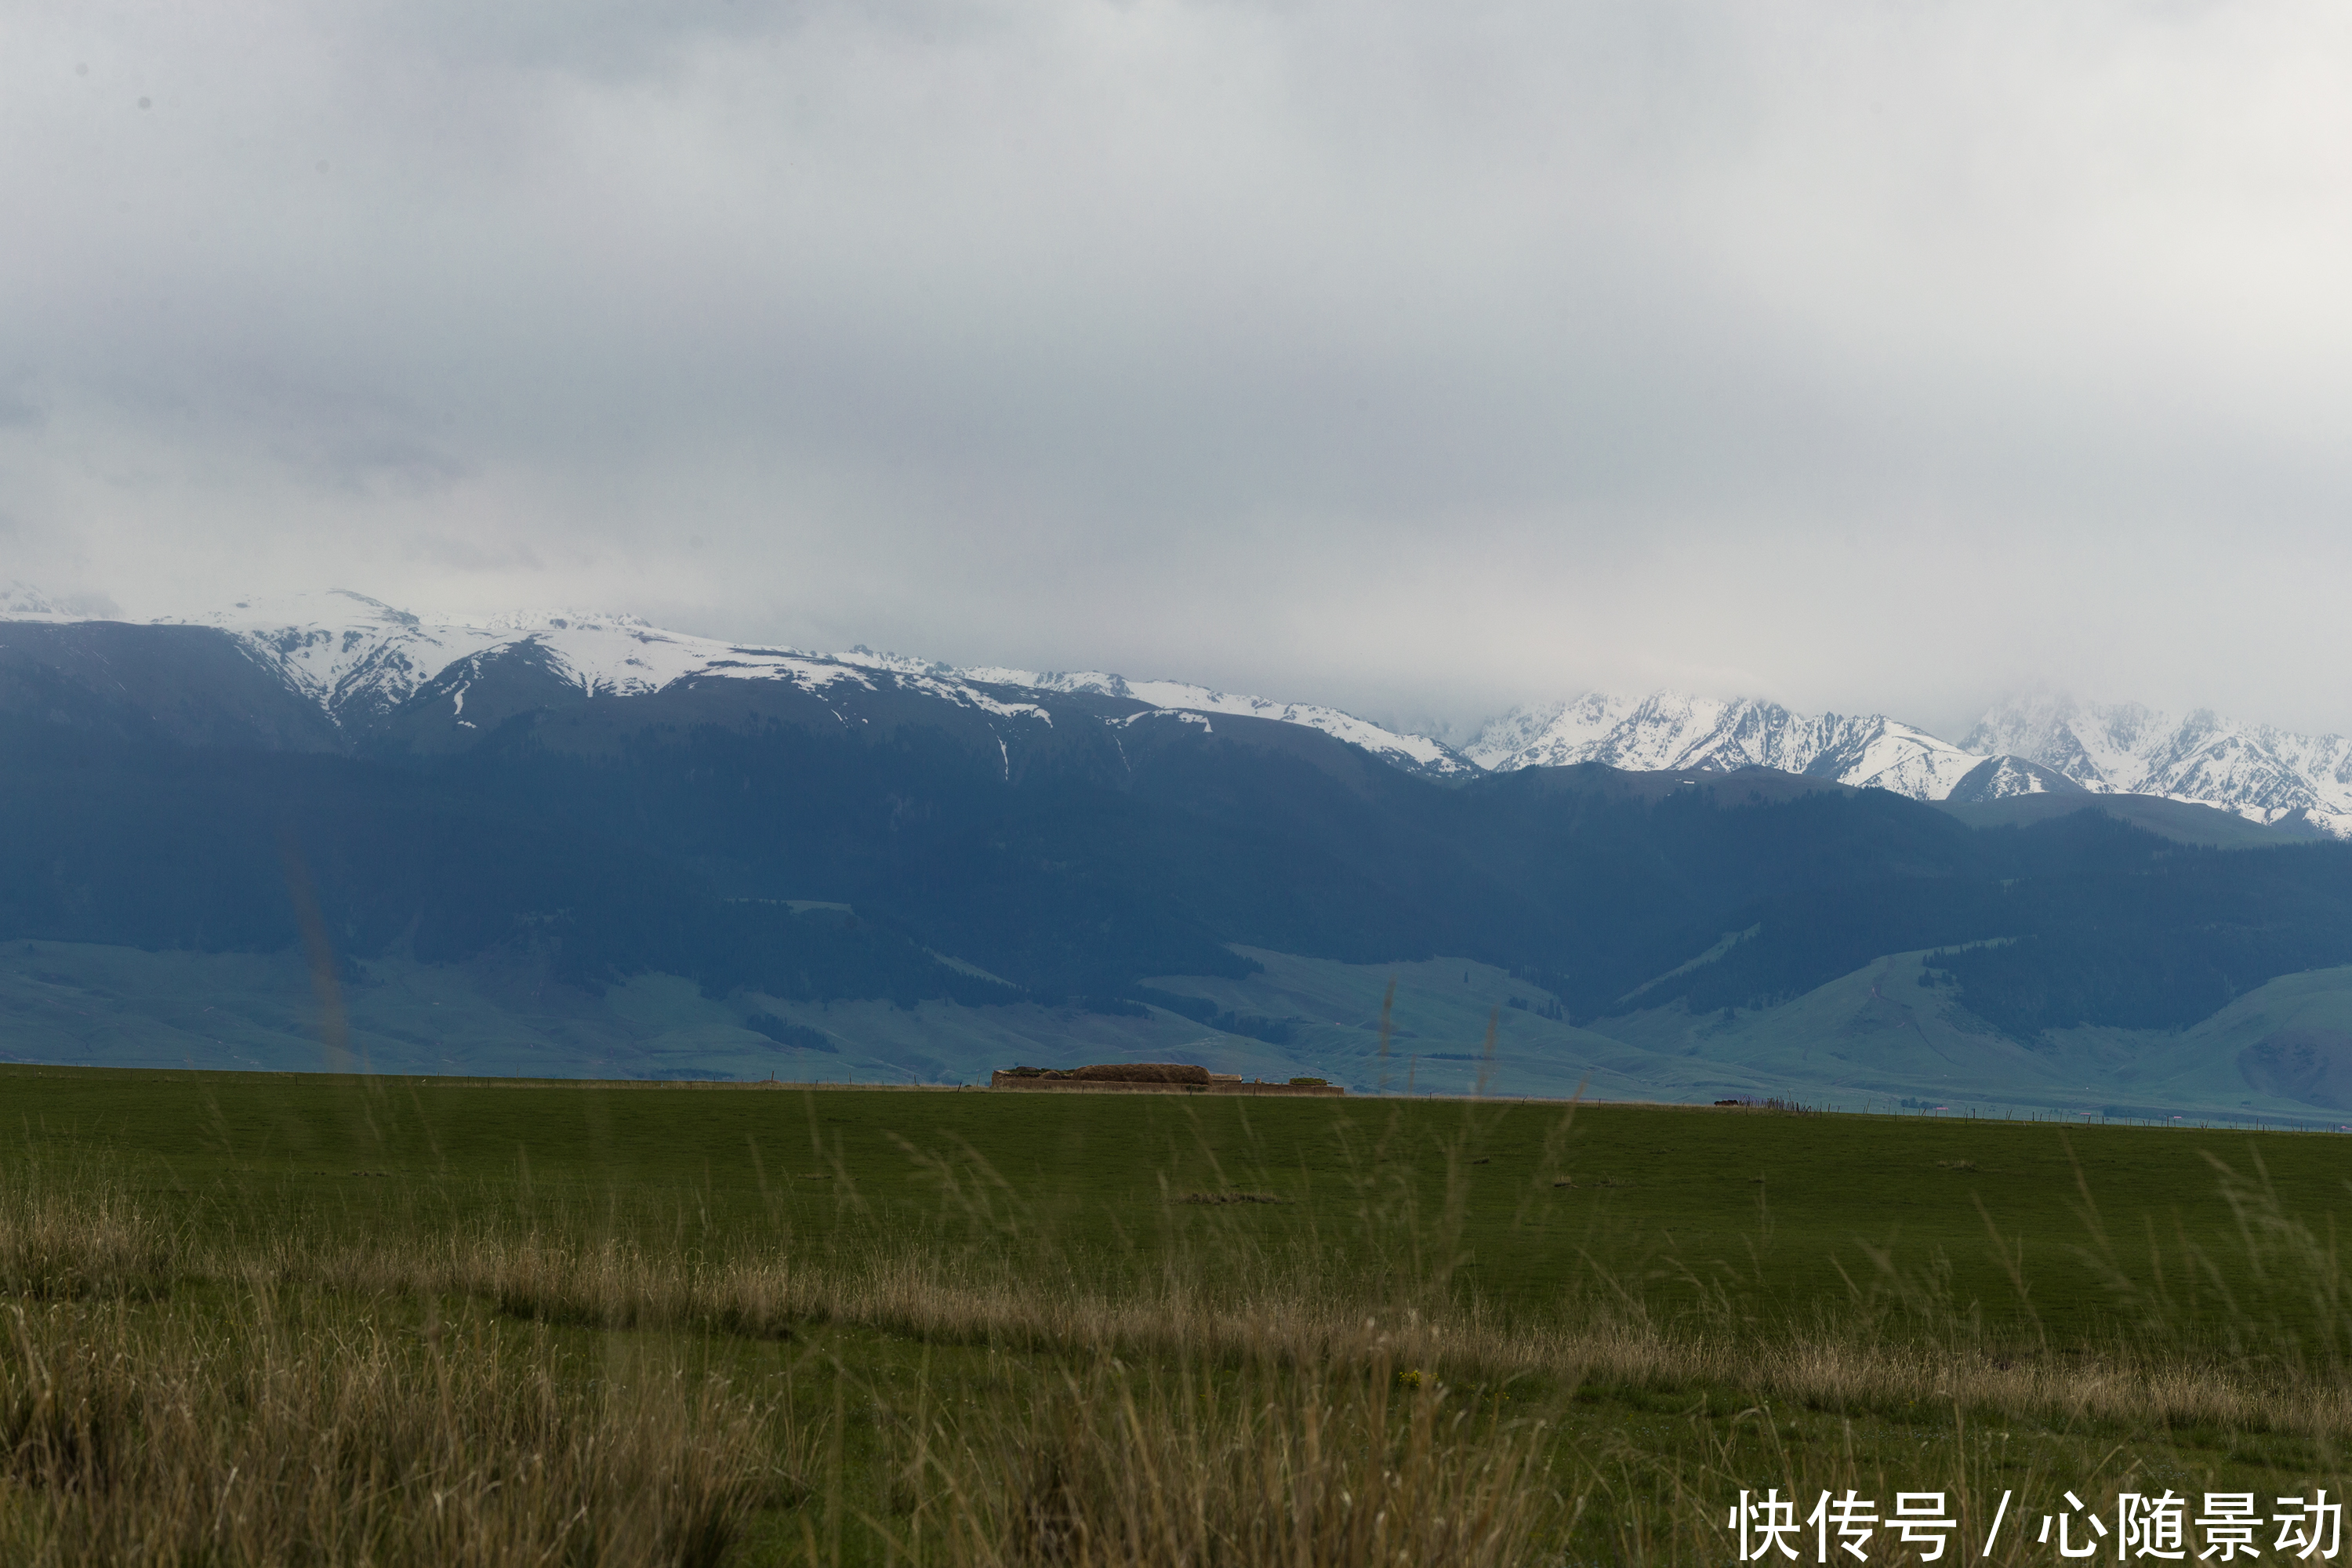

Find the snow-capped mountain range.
[
  {"left": 1961, "top": 695, "right": 2352, "bottom": 837},
  {"left": 154, "top": 590, "right": 1056, "bottom": 730},
  {"left": 8, "top": 586, "right": 2351, "bottom": 834},
  {"left": 1465, "top": 692, "right": 2352, "bottom": 835},
  {"left": 62, "top": 587, "right": 1470, "bottom": 778},
  {"left": 1463, "top": 692, "right": 1991, "bottom": 800}
]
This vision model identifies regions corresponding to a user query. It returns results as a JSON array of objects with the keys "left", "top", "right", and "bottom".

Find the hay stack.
[{"left": 1069, "top": 1062, "right": 1212, "bottom": 1085}]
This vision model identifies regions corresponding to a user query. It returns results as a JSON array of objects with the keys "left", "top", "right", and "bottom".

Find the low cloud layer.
[{"left": 6, "top": 0, "right": 2351, "bottom": 739}]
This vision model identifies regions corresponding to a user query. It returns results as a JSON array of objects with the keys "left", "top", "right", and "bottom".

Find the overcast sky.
[{"left": 5, "top": 1, "right": 2352, "bottom": 740}]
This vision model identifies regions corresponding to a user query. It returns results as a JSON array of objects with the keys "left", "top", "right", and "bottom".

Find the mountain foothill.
[{"left": 5, "top": 589, "right": 2352, "bottom": 1120}]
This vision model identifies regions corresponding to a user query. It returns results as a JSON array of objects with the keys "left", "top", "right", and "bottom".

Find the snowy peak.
[
  {"left": 1461, "top": 692, "right": 1638, "bottom": 770},
  {"left": 1467, "top": 692, "right": 1987, "bottom": 801},
  {"left": 1966, "top": 692, "right": 2352, "bottom": 836},
  {"left": 1962, "top": 692, "right": 2161, "bottom": 793},
  {"left": 1944, "top": 754, "right": 2084, "bottom": 804},
  {"left": 1463, "top": 685, "right": 2352, "bottom": 835},
  {"left": 161, "top": 591, "right": 503, "bottom": 721},
  {"left": 1486, "top": 682, "right": 2352, "bottom": 834}
]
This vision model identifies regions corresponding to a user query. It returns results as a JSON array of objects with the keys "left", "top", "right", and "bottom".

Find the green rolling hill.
[{"left": 13, "top": 931, "right": 2352, "bottom": 1125}]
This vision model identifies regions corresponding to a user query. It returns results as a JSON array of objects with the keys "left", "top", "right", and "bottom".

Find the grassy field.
[{"left": 7, "top": 1065, "right": 2352, "bottom": 1563}]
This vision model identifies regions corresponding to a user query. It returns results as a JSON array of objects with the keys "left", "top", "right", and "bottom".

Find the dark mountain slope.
[
  {"left": 0, "top": 716, "right": 1017, "bottom": 1009},
  {"left": 1933, "top": 786, "right": 2306, "bottom": 848},
  {"left": 0, "top": 622, "right": 342, "bottom": 752}
]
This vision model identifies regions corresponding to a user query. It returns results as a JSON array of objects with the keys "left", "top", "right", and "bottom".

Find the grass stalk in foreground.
[
  {"left": 1, "top": 1290, "right": 778, "bottom": 1566},
  {"left": 902, "top": 1353, "right": 1556, "bottom": 1568}
]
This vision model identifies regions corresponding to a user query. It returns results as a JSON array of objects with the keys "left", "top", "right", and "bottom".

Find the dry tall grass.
[
  {"left": 226, "top": 1218, "right": 2352, "bottom": 1442},
  {"left": 13, "top": 1160, "right": 2352, "bottom": 1440},
  {"left": 0, "top": 1291, "right": 775, "bottom": 1566},
  {"left": 902, "top": 1356, "right": 1557, "bottom": 1568},
  {"left": 10, "top": 1158, "right": 2352, "bottom": 1564},
  {"left": 0, "top": 1176, "right": 1573, "bottom": 1566}
]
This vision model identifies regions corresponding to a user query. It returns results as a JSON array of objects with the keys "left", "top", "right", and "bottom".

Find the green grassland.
[
  {"left": 9, "top": 1065, "right": 2352, "bottom": 1563},
  {"left": 4, "top": 1062, "right": 2343, "bottom": 1335}
]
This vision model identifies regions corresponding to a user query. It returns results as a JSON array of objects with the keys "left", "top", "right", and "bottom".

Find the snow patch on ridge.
[{"left": 971, "top": 669, "right": 1475, "bottom": 779}]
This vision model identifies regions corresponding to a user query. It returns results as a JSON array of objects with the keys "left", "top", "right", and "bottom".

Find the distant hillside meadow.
[{"left": 6, "top": 591, "right": 2352, "bottom": 1119}]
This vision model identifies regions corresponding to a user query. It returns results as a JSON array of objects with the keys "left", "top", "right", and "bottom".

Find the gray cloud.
[{"left": 5, "top": 0, "right": 2352, "bottom": 741}]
